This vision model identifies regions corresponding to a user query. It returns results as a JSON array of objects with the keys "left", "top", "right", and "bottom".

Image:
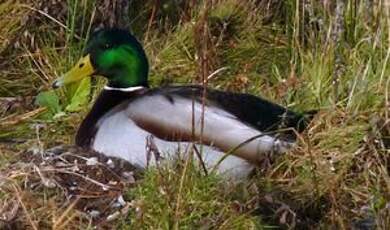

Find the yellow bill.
[{"left": 52, "top": 54, "right": 94, "bottom": 88}]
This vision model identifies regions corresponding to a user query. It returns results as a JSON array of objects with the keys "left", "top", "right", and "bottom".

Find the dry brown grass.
[{"left": 0, "top": 0, "right": 389, "bottom": 229}]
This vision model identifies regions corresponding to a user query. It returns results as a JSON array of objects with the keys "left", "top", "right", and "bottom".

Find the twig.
[
  {"left": 304, "top": 131, "right": 320, "bottom": 198},
  {"left": 19, "top": 4, "right": 81, "bottom": 40},
  {"left": 386, "top": 71, "right": 390, "bottom": 121},
  {"left": 33, "top": 165, "right": 54, "bottom": 188},
  {"left": 190, "top": 67, "right": 228, "bottom": 174},
  {"left": 144, "top": 0, "right": 160, "bottom": 43},
  {"left": 83, "top": 6, "right": 96, "bottom": 47},
  {"left": 0, "top": 107, "right": 46, "bottom": 127},
  {"left": 41, "top": 168, "right": 113, "bottom": 190},
  {"left": 53, "top": 199, "right": 79, "bottom": 230},
  {"left": 380, "top": 2, "right": 390, "bottom": 86},
  {"left": 331, "top": 0, "right": 345, "bottom": 105},
  {"left": 12, "top": 184, "right": 38, "bottom": 230},
  {"left": 173, "top": 3, "right": 213, "bottom": 228},
  {"left": 204, "top": 67, "right": 229, "bottom": 83},
  {"left": 24, "top": 47, "right": 51, "bottom": 83},
  {"left": 198, "top": 1, "right": 212, "bottom": 155},
  {"left": 347, "top": 58, "right": 371, "bottom": 108},
  {"left": 173, "top": 142, "right": 192, "bottom": 230},
  {"left": 192, "top": 145, "right": 208, "bottom": 176}
]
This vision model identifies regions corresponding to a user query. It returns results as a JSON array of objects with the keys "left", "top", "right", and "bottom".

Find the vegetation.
[{"left": 0, "top": 0, "right": 389, "bottom": 229}]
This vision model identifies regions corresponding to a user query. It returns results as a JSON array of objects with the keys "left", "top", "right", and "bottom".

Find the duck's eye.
[{"left": 79, "top": 63, "right": 85, "bottom": 68}]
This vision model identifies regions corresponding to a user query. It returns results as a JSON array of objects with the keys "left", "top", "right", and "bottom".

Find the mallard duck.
[{"left": 53, "top": 28, "right": 314, "bottom": 179}]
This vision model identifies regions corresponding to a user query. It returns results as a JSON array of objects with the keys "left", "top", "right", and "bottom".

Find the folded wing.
[{"left": 125, "top": 87, "right": 296, "bottom": 163}]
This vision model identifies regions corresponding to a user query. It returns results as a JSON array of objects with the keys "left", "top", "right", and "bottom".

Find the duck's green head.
[{"left": 53, "top": 28, "right": 149, "bottom": 88}]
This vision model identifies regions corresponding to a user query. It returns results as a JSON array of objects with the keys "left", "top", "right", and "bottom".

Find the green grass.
[
  {"left": 0, "top": 0, "right": 389, "bottom": 229},
  {"left": 121, "top": 166, "right": 261, "bottom": 229}
]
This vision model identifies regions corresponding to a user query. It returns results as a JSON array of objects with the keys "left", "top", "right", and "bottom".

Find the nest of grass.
[{"left": 0, "top": 146, "right": 141, "bottom": 229}]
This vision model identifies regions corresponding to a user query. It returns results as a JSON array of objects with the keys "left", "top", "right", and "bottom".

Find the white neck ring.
[{"left": 103, "top": 85, "right": 146, "bottom": 92}]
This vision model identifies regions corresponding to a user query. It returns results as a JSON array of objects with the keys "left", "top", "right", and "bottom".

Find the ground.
[{"left": 0, "top": 0, "right": 389, "bottom": 229}]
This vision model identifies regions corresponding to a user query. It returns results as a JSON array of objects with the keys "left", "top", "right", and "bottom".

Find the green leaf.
[
  {"left": 36, "top": 90, "right": 61, "bottom": 114},
  {"left": 65, "top": 77, "right": 91, "bottom": 112}
]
